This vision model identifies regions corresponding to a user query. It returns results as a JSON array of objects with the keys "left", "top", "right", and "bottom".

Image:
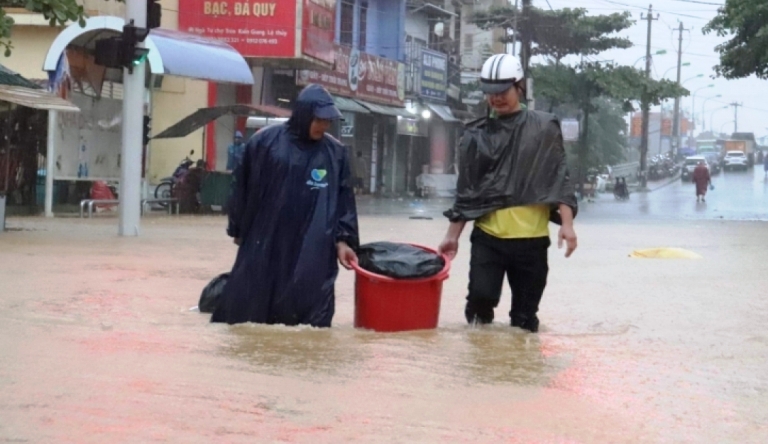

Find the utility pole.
[
  {"left": 119, "top": 0, "right": 147, "bottom": 237},
  {"left": 730, "top": 102, "right": 742, "bottom": 133},
  {"left": 671, "top": 22, "right": 689, "bottom": 158},
  {"left": 639, "top": 4, "right": 659, "bottom": 188},
  {"left": 510, "top": 0, "right": 519, "bottom": 56}
]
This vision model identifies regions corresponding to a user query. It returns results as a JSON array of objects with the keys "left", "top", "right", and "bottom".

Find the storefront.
[
  {"left": 296, "top": 43, "right": 411, "bottom": 195},
  {"left": 395, "top": 116, "right": 429, "bottom": 194}
]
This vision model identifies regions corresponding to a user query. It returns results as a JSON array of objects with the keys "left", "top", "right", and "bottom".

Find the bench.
[
  {"left": 79, "top": 198, "right": 179, "bottom": 218},
  {"left": 141, "top": 198, "right": 179, "bottom": 215},
  {"left": 79, "top": 199, "right": 119, "bottom": 218}
]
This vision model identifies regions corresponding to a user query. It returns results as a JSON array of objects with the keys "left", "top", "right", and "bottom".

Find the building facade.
[{"left": 3, "top": 0, "right": 475, "bottom": 201}]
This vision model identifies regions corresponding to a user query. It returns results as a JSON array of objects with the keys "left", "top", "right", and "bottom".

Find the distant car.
[
  {"left": 723, "top": 151, "right": 748, "bottom": 171},
  {"left": 681, "top": 156, "right": 708, "bottom": 182},
  {"left": 703, "top": 153, "right": 721, "bottom": 175}
]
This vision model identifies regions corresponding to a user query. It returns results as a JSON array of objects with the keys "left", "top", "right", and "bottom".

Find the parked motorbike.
[{"left": 154, "top": 150, "right": 195, "bottom": 205}]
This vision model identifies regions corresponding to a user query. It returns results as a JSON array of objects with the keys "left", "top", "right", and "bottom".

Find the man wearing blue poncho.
[{"left": 211, "top": 84, "right": 359, "bottom": 328}]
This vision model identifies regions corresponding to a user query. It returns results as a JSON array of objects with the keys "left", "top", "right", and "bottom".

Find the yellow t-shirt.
[{"left": 476, "top": 205, "right": 550, "bottom": 239}]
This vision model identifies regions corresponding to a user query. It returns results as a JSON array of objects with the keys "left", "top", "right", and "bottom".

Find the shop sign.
[
  {"left": 561, "top": 119, "right": 579, "bottom": 142},
  {"left": 297, "top": 45, "right": 406, "bottom": 106},
  {"left": 341, "top": 111, "right": 355, "bottom": 138},
  {"left": 178, "top": 1, "right": 297, "bottom": 58},
  {"left": 420, "top": 49, "right": 447, "bottom": 102},
  {"left": 301, "top": 0, "right": 337, "bottom": 65}
]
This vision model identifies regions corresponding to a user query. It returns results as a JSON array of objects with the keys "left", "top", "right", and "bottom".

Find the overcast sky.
[{"left": 529, "top": 0, "right": 766, "bottom": 140}]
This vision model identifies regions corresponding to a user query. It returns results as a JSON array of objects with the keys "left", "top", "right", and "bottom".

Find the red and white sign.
[
  {"left": 178, "top": 1, "right": 297, "bottom": 58},
  {"left": 301, "top": 0, "right": 336, "bottom": 65},
  {"left": 297, "top": 45, "right": 406, "bottom": 106}
]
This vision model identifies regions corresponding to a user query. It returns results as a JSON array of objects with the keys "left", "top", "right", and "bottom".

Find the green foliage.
[
  {"left": 0, "top": 0, "right": 123, "bottom": 56},
  {"left": 532, "top": 62, "right": 689, "bottom": 112},
  {"left": 703, "top": 0, "right": 768, "bottom": 79},
  {"left": 563, "top": 100, "right": 629, "bottom": 173},
  {"left": 470, "top": 7, "right": 634, "bottom": 63}
]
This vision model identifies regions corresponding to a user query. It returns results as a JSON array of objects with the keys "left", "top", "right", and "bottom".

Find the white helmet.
[{"left": 479, "top": 54, "right": 524, "bottom": 94}]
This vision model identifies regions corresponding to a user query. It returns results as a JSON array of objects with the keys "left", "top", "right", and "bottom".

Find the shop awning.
[
  {"left": 333, "top": 95, "right": 370, "bottom": 114},
  {"left": 452, "top": 108, "right": 477, "bottom": 122},
  {"left": 147, "top": 28, "right": 254, "bottom": 84},
  {"left": 154, "top": 104, "right": 291, "bottom": 139},
  {"left": 0, "top": 85, "right": 80, "bottom": 112},
  {"left": 355, "top": 100, "right": 416, "bottom": 118},
  {"left": 0, "top": 64, "right": 42, "bottom": 89},
  {"left": 42, "top": 16, "right": 253, "bottom": 85},
  {"left": 426, "top": 103, "right": 460, "bottom": 122}
]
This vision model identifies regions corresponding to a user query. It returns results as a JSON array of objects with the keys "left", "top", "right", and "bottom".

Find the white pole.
[
  {"left": 45, "top": 110, "right": 57, "bottom": 218},
  {"left": 119, "top": 0, "right": 147, "bottom": 236}
]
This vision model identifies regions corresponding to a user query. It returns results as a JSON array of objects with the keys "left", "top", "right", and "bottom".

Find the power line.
[
  {"left": 668, "top": 0, "right": 723, "bottom": 5},
  {"left": 599, "top": 0, "right": 710, "bottom": 20}
]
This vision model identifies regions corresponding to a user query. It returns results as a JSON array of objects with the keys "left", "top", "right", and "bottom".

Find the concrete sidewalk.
[{"left": 1, "top": 215, "right": 767, "bottom": 443}]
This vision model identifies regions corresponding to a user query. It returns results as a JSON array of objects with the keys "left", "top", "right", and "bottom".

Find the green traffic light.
[{"left": 133, "top": 49, "right": 150, "bottom": 66}]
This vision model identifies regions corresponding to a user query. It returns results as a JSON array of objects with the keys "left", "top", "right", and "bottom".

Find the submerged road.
[{"left": 1, "top": 211, "right": 767, "bottom": 442}]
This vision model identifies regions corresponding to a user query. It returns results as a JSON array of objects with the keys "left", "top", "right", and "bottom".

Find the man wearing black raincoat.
[
  {"left": 211, "top": 84, "right": 359, "bottom": 328},
  {"left": 439, "top": 54, "right": 578, "bottom": 333}
]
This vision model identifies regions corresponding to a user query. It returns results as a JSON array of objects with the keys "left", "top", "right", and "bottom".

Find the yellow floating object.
[{"left": 629, "top": 248, "right": 702, "bottom": 259}]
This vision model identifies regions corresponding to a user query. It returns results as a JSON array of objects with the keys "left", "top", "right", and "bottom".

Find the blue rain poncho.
[{"left": 211, "top": 85, "right": 359, "bottom": 327}]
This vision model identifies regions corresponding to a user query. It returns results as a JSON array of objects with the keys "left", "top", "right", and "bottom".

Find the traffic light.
[
  {"left": 143, "top": 115, "right": 152, "bottom": 146},
  {"left": 147, "top": 0, "right": 162, "bottom": 29},
  {"left": 121, "top": 23, "right": 150, "bottom": 73},
  {"left": 94, "top": 37, "right": 123, "bottom": 68},
  {"left": 94, "top": 21, "right": 152, "bottom": 72}
]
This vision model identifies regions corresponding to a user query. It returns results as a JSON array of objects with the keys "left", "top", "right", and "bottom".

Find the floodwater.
[{"left": 1, "top": 210, "right": 768, "bottom": 442}]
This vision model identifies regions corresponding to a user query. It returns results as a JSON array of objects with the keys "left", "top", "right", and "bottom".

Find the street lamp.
[
  {"left": 682, "top": 73, "right": 704, "bottom": 84},
  {"left": 710, "top": 106, "right": 729, "bottom": 133},
  {"left": 633, "top": 49, "right": 667, "bottom": 67},
  {"left": 700, "top": 94, "right": 722, "bottom": 132},
  {"left": 663, "top": 62, "right": 690, "bottom": 79},
  {"left": 691, "top": 84, "right": 715, "bottom": 135}
]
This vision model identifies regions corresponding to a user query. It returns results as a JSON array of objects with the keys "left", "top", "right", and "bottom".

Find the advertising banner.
[
  {"left": 178, "top": 1, "right": 297, "bottom": 58},
  {"left": 297, "top": 45, "right": 405, "bottom": 106},
  {"left": 302, "top": 0, "right": 336, "bottom": 65},
  {"left": 420, "top": 49, "right": 447, "bottom": 102}
]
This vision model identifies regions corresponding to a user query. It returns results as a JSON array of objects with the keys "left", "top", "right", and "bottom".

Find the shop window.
[
  {"left": 340, "top": 0, "right": 354, "bottom": 46},
  {"left": 359, "top": 1, "right": 368, "bottom": 51}
]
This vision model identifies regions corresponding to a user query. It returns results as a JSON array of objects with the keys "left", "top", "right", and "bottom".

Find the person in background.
[
  {"left": 226, "top": 131, "right": 246, "bottom": 172},
  {"left": 439, "top": 54, "right": 578, "bottom": 333},
  {"left": 693, "top": 160, "right": 711, "bottom": 203},
  {"left": 763, "top": 151, "right": 768, "bottom": 178},
  {"left": 353, "top": 150, "right": 367, "bottom": 195},
  {"left": 211, "top": 84, "right": 359, "bottom": 328}
]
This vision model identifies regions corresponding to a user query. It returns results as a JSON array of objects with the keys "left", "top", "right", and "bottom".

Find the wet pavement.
[
  {"left": 2, "top": 184, "right": 768, "bottom": 442},
  {"left": 356, "top": 165, "right": 768, "bottom": 222}
]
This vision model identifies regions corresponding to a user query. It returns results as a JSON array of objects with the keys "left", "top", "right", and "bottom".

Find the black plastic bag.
[
  {"left": 199, "top": 273, "right": 229, "bottom": 313},
  {"left": 357, "top": 242, "right": 445, "bottom": 279}
]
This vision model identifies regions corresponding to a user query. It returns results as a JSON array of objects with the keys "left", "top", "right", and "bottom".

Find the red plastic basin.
[{"left": 351, "top": 244, "right": 451, "bottom": 332}]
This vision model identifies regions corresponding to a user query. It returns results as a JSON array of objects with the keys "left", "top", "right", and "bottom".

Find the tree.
[
  {"left": 533, "top": 62, "right": 686, "bottom": 193},
  {"left": 702, "top": 0, "right": 768, "bottom": 79},
  {"left": 470, "top": 6, "right": 634, "bottom": 69},
  {"left": 472, "top": 4, "right": 688, "bottom": 190},
  {"left": 0, "top": 0, "right": 121, "bottom": 56}
]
